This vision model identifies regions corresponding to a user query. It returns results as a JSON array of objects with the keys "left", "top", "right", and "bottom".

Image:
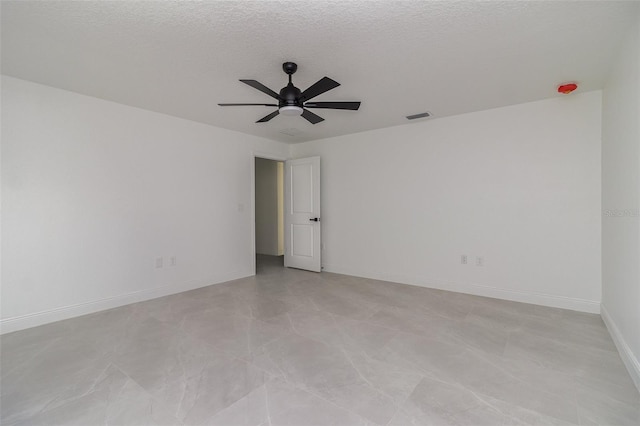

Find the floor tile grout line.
[
  {"left": 263, "top": 383, "right": 273, "bottom": 426},
  {"left": 340, "top": 346, "right": 401, "bottom": 408},
  {"left": 241, "top": 330, "right": 390, "bottom": 425},
  {"left": 463, "top": 339, "right": 583, "bottom": 403},
  {"left": 21, "top": 360, "right": 116, "bottom": 422}
]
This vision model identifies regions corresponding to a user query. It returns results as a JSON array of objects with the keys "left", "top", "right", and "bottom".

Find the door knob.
[{"left": 309, "top": 218, "right": 320, "bottom": 222}]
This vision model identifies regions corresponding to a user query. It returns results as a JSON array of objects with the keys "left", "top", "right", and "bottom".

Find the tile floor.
[{"left": 2, "top": 255, "right": 639, "bottom": 425}]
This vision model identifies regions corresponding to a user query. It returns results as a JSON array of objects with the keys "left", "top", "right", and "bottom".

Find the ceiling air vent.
[
  {"left": 406, "top": 112, "right": 431, "bottom": 120},
  {"left": 279, "top": 128, "right": 300, "bottom": 136}
]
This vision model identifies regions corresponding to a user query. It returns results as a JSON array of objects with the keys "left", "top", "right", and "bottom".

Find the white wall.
[
  {"left": 601, "top": 13, "right": 640, "bottom": 390},
  {"left": 292, "top": 91, "right": 602, "bottom": 313},
  {"left": 0, "top": 74, "right": 608, "bottom": 335},
  {"left": 255, "top": 158, "right": 279, "bottom": 255},
  {"left": 1, "top": 76, "right": 289, "bottom": 333}
]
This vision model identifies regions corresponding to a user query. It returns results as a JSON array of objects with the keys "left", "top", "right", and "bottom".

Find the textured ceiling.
[{"left": 2, "top": 1, "right": 638, "bottom": 143}]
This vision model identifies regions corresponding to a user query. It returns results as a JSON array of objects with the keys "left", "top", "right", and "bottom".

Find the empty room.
[{"left": 1, "top": 1, "right": 639, "bottom": 425}]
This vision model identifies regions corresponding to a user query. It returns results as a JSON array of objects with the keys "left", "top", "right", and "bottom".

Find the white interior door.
[{"left": 284, "top": 156, "right": 321, "bottom": 272}]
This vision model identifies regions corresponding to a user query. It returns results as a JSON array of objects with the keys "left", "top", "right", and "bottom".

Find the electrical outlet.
[
  {"left": 155, "top": 257, "right": 163, "bottom": 268},
  {"left": 476, "top": 256, "right": 484, "bottom": 266},
  {"left": 170, "top": 256, "right": 176, "bottom": 266},
  {"left": 461, "top": 255, "right": 468, "bottom": 264}
]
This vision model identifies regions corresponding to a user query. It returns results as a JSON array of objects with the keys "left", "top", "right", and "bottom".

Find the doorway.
[{"left": 254, "top": 157, "right": 284, "bottom": 273}]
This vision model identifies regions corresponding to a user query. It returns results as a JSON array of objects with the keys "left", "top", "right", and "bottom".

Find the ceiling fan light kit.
[
  {"left": 219, "top": 62, "right": 361, "bottom": 124},
  {"left": 279, "top": 105, "right": 303, "bottom": 116}
]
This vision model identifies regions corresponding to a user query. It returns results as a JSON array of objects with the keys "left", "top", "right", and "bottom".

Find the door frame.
[{"left": 250, "top": 151, "right": 289, "bottom": 274}]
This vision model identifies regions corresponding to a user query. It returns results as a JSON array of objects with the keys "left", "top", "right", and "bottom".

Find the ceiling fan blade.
[
  {"left": 300, "top": 77, "right": 340, "bottom": 101},
  {"left": 301, "top": 109, "right": 325, "bottom": 124},
  {"left": 256, "top": 110, "right": 280, "bottom": 123},
  {"left": 239, "top": 80, "right": 280, "bottom": 100},
  {"left": 303, "top": 101, "right": 361, "bottom": 110},
  {"left": 218, "top": 103, "right": 278, "bottom": 106}
]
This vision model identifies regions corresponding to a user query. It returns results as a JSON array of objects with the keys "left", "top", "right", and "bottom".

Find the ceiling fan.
[{"left": 218, "top": 62, "right": 361, "bottom": 124}]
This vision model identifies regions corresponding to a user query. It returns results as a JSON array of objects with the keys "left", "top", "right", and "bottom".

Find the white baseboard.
[
  {"left": 322, "top": 263, "right": 601, "bottom": 314},
  {"left": 0, "top": 269, "right": 253, "bottom": 335},
  {"left": 601, "top": 304, "right": 640, "bottom": 392}
]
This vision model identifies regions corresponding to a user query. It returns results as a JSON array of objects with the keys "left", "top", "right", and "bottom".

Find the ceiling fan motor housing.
[{"left": 280, "top": 84, "right": 302, "bottom": 107}]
